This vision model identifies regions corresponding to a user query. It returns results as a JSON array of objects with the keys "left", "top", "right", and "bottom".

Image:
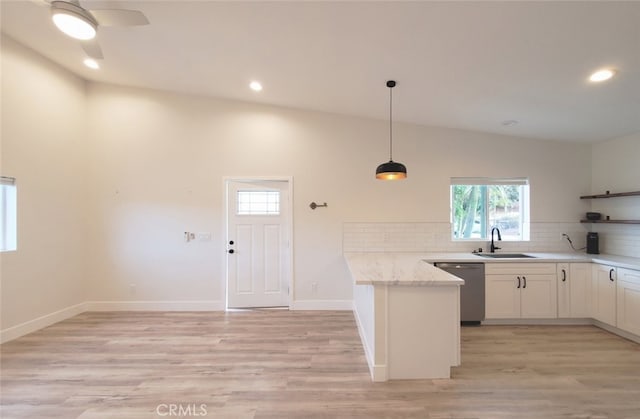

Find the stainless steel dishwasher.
[{"left": 434, "top": 262, "right": 485, "bottom": 326}]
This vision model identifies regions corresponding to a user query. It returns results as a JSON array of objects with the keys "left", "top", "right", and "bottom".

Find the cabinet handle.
[
  {"left": 561, "top": 269, "right": 566, "bottom": 282},
  {"left": 609, "top": 268, "right": 615, "bottom": 281},
  {"left": 517, "top": 276, "right": 521, "bottom": 289},
  {"left": 523, "top": 276, "right": 527, "bottom": 289}
]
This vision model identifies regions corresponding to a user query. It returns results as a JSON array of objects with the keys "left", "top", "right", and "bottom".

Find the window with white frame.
[
  {"left": 1, "top": 176, "right": 17, "bottom": 252},
  {"left": 237, "top": 190, "right": 280, "bottom": 215},
  {"left": 451, "top": 177, "right": 530, "bottom": 241}
]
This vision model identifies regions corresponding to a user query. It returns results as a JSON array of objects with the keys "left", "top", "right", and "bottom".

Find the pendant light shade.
[
  {"left": 376, "top": 80, "right": 407, "bottom": 180},
  {"left": 376, "top": 160, "right": 407, "bottom": 180}
]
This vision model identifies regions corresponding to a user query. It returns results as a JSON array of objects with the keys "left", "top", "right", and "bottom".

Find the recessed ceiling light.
[
  {"left": 249, "top": 81, "right": 263, "bottom": 92},
  {"left": 83, "top": 58, "right": 99, "bottom": 69},
  {"left": 589, "top": 69, "right": 615, "bottom": 83}
]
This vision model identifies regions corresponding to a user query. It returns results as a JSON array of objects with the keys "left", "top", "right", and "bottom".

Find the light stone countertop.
[
  {"left": 345, "top": 252, "right": 640, "bottom": 287},
  {"left": 421, "top": 252, "right": 591, "bottom": 263},
  {"left": 421, "top": 252, "right": 640, "bottom": 270},
  {"left": 344, "top": 252, "right": 464, "bottom": 286}
]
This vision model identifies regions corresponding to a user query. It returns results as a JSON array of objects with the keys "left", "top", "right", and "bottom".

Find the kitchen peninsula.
[{"left": 345, "top": 253, "right": 464, "bottom": 382}]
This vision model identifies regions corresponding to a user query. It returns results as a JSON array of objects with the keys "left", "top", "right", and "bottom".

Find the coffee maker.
[{"left": 587, "top": 232, "right": 599, "bottom": 254}]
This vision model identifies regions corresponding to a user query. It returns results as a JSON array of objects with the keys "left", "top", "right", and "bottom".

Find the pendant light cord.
[{"left": 389, "top": 85, "right": 393, "bottom": 161}]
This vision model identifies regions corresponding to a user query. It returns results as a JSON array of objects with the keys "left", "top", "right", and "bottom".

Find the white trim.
[
  {"left": 291, "top": 300, "right": 353, "bottom": 310},
  {"left": 482, "top": 318, "right": 592, "bottom": 326},
  {"left": 450, "top": 177, "right": 529, "bottom": 185},
  {"left": 86, "top": 300, "right": 225, "bottom": 311},
  {"left": 0, "top": 302, "right": 87, "bottom": 343},
  {"left": 0, "top": 176, "right": 16, "bottom": 185},
  {"left": 352, "top": 300, "right": 389, "bottom": 382},
  {"left": 592, "top": 320, "right": 640, "bottom": 344}
]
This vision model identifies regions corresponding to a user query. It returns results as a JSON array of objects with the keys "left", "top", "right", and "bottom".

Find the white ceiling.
[{"left": 2, "top": 1, "right": 639, "bottom": 143}]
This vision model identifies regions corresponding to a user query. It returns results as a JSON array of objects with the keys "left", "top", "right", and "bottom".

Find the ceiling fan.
[{"left": 35, "top": 0, "right": 149, "bottom": 59}]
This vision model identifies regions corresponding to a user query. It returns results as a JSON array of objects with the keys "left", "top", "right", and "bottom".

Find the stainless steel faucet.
[{"left": 490, "top": 227, "right": 502, "bottom": 253}]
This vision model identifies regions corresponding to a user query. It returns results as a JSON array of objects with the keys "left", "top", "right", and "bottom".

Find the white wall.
[
  {"left": 1, "top": 36, "right": 87, "bottom": 336},
  {"left": 0, "top": 37, "right": 598, "bottom": 330},
  {"left": 84, "top": 82, "right": 592, "bottom": 306},
  {"left": 589, "top": 132, "right": 640, "bottom": 257}
]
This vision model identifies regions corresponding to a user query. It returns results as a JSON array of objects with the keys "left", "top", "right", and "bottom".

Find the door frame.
[{"left": 222, "top": 176, "right": 294, "bottom": 310}]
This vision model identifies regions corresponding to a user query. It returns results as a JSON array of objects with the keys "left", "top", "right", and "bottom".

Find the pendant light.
[{"left": 376, "top": 80, "right": 407, "bottom": 180}]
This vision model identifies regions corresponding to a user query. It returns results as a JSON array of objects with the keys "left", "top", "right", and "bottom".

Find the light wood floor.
[{"left": 1, "top": 311, "right": 640, "bottom": 419}]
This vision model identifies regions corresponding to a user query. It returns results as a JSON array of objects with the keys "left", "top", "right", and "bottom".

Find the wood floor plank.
[{"left": 1, "top": 311, "right": 640, "bottom": 418}]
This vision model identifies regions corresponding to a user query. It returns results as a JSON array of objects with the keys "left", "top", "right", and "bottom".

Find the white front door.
[{"left": 225, "top": 179, "right": 291, "bottom": 308}]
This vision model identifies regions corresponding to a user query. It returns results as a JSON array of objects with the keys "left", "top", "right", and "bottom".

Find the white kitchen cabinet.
[
  {"left": 591, "top": 264, "right": 617, "bottom": 326},
  {"left": 557, "top": 263, "right": 591, "bottom": 318},
  {"left": 616, "top": 268, "right": 640, "bottom": 336},
  {"left": 486, "top": 263, "right": 557, "bottom": 319}
]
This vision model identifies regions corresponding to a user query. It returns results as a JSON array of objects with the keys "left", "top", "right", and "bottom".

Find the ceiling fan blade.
[
  {"left": 81, "top": 38, "right": 103, "bottom": 59},
  {"left": 27, "top": 0, "right": 51, "bottom": 7},
  {"left": 89, "top": 9, "right": 149, "bottom": 27}
]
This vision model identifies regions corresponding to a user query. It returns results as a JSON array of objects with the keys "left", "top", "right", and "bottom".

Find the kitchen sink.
[{"left": 474, "top": 253, "right": 536, "bottom": 258}]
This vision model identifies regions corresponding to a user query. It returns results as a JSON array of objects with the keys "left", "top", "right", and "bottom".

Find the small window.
[
  {"left": 237, "top": 190, "right": 280, "bottom": 215},
  {"left": 451, "top": 177, "right": 529, "bottom": 241},
  {"left": 1, "top": 176, "right": 17, "bottom": 252}
]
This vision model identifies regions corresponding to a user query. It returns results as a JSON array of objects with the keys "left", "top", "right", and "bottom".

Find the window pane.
[
  {"left": 452, "top": 185, "right": 487, "bottom": 239},
  {"left": 451, "top": 179, "right": 529, "bottom": 242},
  {"left": 488, "top": 185, "right": 523, "bottom": 240},
  {"left": 1, "top": 177, "right": 17, "bottom": 252},
  {"left": 237, "top": 190, "right": 280, "bottom": 215}
]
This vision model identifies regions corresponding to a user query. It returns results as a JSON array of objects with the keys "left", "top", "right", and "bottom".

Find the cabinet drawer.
[
  {"left": 485, "top": 263, "right": 556, "bottom": 275},
  {"left": 619, "top": 268, "right": 640, "bottom": 286}
]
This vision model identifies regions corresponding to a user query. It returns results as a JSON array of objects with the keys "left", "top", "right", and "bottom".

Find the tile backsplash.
[
  {"left": 590, "top": 223, "right": 640, "bottom": 258},
  {"left": 344, "top": 222, "right": 607, "bottom": 254}
]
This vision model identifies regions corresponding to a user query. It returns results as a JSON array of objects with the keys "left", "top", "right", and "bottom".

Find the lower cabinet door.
[
  {"left": 520, "top": 274, "right": 558, "bottom": 318},
  {"left": 617, "top": 268, "right": 640, "bottom": 336},
  {"left": 592, "top": 264, "right": 617, "bottom": 326},
  {"left": 569, "top": 263, "right": 591, "bottom": 318},
  {"left": 485, "top": 275, "right": 520, "bottom": 319}
]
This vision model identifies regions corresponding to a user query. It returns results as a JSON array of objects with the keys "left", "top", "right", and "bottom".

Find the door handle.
[
  {"left": 523, "top": 276, "right": 527, "bottom": 289},
  {"left": 228, "top": 249, "right": 234, "bottom": 254},
  {"left": 561, "top": 269, "right": 566, "bottom": 282},
  {"left": 609, "top": 268, "right": 615, "bottom": 281},
  {"left": 517, "top": 276, "right": 521, "bottom": 289}
]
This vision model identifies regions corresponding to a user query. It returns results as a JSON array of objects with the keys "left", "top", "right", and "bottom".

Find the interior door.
[{"left": 226, "top": 179, "right": 291, "bottom": 308}]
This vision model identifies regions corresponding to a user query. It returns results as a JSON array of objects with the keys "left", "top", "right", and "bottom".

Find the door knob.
[
  {"left": 229, "top": 240, "right": 234, "bottom": 245},
  {"left": 228, "top": 249, "right": 234, "bottom": 254}
]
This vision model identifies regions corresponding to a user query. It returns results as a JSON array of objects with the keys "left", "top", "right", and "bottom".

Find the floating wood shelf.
[
  {"left": 580, "top": 190, "right": 640, "bottom": 199},
  {"left": 580, "top": 220, "right": 640, "bottom": 224}
]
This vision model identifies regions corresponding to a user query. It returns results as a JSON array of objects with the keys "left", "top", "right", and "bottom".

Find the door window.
[{"left": 237, "top": 190, "right": 280, "bottom": 215}]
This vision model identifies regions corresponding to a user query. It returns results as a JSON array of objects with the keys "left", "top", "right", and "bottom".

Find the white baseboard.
[
  {"left": 352, "top": 302, "right": 388, "bottom": 382},
  {"left": 86, "top": 300, "right": 225, "bottom": 311},
  {"left": 482, "top": 318, "right": 592, "bottom": 326},
  {"left": 291, "top": 300, "right": 353, "bottom": 310},
  {"left": 0, "top": 302, "right": 87, "bottom": 344},
  {"left": 592, "top": 320, "right": 640, "bottom": 344}
]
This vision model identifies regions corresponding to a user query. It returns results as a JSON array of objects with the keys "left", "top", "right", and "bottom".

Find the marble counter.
[
  {"left": 346, "top": 252, "right": 462, "bottom": 381},
  {"left": 344, "top": 252, "right": 464, "bottom": 286},
  {"left": 421, "top": 252, "right": 640, "bottom": 271}
]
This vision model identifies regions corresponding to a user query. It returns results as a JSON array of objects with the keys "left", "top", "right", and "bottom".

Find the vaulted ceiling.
[{"left": 2, "top": 1, "right": 639, "bottom": 143}]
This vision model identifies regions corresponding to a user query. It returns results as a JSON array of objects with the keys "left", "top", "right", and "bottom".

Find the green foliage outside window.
[{"left": 452, "top": 184, "right": 525, "bottom": 240}]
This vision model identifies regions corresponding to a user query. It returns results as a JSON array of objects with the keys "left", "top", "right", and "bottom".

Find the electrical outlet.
[
  {"left": 197, "top": 232, "right": 212, "bottom": 241},
  {"left": 129, "top": 284, "right": 136, "bottom": 295},
  {"left": 311, "top": 282, "right": 318, "bottom": 294}
]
